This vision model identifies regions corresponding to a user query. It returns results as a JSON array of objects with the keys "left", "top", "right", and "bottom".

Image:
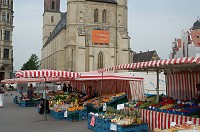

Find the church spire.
[{"left": 44, "top": 0, "right": 60, "bottom": 13}]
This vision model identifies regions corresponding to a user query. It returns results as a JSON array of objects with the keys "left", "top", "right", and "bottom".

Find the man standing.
[
  {"left": 194, "top": 83, "right": 200, "bottom": 105},
  {"left": 0, "top": 85, "right": 5, "bottom": 108}
]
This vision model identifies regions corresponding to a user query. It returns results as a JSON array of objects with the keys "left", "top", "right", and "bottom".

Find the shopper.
[
  {"left": 27, "top": 84, "right": 34, "bottom": 100},
  {"left": 63, "top": 83, "right": 67, "bottom": 93},
  {"left": 67, "top": 84, "right": 72, "bottom": 93},
  {"left": 57, "top": 84, "right": 62, "bottom": 91},
  {"left": 0, "top": 85, "right": 5, "bottom": 108},
  {"left": 193, "top": 83, "right": 200, "bottom": 105}
]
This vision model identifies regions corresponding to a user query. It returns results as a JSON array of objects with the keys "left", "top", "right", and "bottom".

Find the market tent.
[
  {"left": 98, "top": 57, "right": 200, "bottom": 100},
  {"left": 1, "top": 77, "right": 71, "bottom": 84},
  {"left": 15, "top": 70, "right": 80, "bottom": 79},
  {"left": 98, "top": 57, "right": 200, "bottom": 72},
  {"left": 71, "top": 71, "right": 144, "bottom": 100}
]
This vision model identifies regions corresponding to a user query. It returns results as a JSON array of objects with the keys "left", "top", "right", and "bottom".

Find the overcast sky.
[{"left": 13, "top": 0, "right": 200, "bottom": 71}]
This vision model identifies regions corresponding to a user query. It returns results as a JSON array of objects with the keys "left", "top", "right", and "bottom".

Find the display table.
[
  {"left": 88, "top": 113, "right": 148, "bottom": 132},
  {"left": 20, "top": 99, "right": 31, "bottom": 107},
  {"left": 128, "top": 108, "right": 200, "bottom": 130}
]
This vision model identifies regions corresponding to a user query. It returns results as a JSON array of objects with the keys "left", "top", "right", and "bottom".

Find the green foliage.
[{"left": 21, "top": 54, "right": 40, "bottom": 70}]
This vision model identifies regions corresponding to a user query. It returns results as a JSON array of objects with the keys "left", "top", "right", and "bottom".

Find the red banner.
[{"left": 92, "top": 30, "right": 110, "bottom": 44}]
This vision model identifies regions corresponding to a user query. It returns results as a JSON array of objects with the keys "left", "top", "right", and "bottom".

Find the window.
[
  {"left": 51, "top": 16, "right": 54, "bottom": 22},
  {"left": 11, "top": 1, "right": 13, "bottom": 8},
  {"left": 2, "top": 12, "right": 6, "bottom": 22},
  {"left": 3, "top": 0, "right": 6, "bottom": 5},
  {"left": 102, "top": 9, "right": 107, "bottom": 23},
  {"left": 7, "top": 0, "right": 9, "bottom": 5},
  {"left": 4, "top": 30, "right": 10, "bottom": 40},
  {"left": 0, "top": 48, "right": 1, "bottom": 58},
  {"left": 52, "top": 1, "right": 55, "bottom": 10},
  {"left": 118, "top": 15, "right": 121, "bottom": 25},
  {"left": 7, "top": 13, "right": 9, "bottom": 22},
  {"left": 80, "top": 11, "right": 84, "bottom": 22},
  {"left": 98, "top": 52, "right": 104, "bottom": 69},
  {"left": 197, "top": 35, "right": 200, "bottom": 39},
  {"left": 4, "top": 49, "right": 9, "bottom": 59},
  {"left": 94, "top": 9, "right": 99, "bottom": 23}
]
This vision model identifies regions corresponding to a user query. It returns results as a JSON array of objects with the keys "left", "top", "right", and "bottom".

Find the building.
[
  {"left": 41, "top": 0, "right": 131, "bottom": 72},
  {"left": 170, "top": 18, "right": 200, "bottom": 59},
  {"left": 132, "top": 50, "right": 160, "bottom": 63},
  {"left": 0, "top": 0, "right": 14, "bottom": 81}
]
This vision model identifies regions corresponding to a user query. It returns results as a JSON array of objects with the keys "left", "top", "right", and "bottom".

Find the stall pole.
[
  {"left": 156, "top": 68, "right": 160, "bottom": 102},
  {"left": 44, "top": 77, "right": 47, "bottom": 121},
  {"left": 101, "top": 72, "right": 103, "bottom": 97}
]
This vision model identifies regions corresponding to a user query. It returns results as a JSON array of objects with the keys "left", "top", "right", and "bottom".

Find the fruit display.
[
  {"left": 154, "top": 123, "right": 200, "bottom": 132},
  {"left": 128, "top": 95, "right": 200, "bottom": 116},
  {"left": 86, "top": 92, "right": 127, "bottom": 108},
  {"left": 98, "top": 106, "right": 143, "bottom": 126}
]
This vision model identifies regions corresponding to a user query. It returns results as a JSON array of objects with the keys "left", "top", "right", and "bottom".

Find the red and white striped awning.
[
  {"left": 1, "top": 77, "right": 72, "bottom": 84},
  {"left": 15, "top": 70, "right": 80, "bottom": 79},
  {"left": 98, "top": 57, "right": 200, "bottom": 72}
]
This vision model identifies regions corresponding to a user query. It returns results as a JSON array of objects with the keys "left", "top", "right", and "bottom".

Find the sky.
[{"left": 13, "top": 0, "right": 200, "bottom": 71}]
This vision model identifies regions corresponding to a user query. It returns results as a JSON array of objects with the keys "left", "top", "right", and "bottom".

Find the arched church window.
[
  {"left": 80, "top": 11, "right": 84, "bottom": 22},
  {"left": 94, "top": 9, "right": 99, "bottom": 23},
  {"left": 98, "top": 51, "right": 104, "bottom": 69},
  {"left": 118, "top": 14, "right": 121, "bottom": 25},
  {"left": 52, "top": 1, "right": 55, "bottom": 10},
  {"left": 102, "top": 9, "right": 107, "bottom": 23},
  {"left": 51, "top": 16, "right": 54, "bottom": 23},
  {"left": 2, "top": 12, "right": 6, "bottom": 22}
]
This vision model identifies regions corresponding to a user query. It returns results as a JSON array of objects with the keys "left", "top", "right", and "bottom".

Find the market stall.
[
  {"left": 2, "top": 70, "right": 80, "bottom": 120},
  {"left": 98, "top": 57, "right": 200, "bottom": 131},
  {"left": 71, "top": 71, "right": 144, "bottom": 100}
]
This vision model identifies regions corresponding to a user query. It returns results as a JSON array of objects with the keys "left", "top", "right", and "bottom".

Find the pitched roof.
[
  {"left": 86, "top": 0, "right": 117, "bottom": 4},
  {"left": 45, "top": 12, "right": 67, "bottom": 45},
  {"left": 133, "top": 50, "right": 158, "bottom": 63},
  {"left": 192, "top": 19, "right": 200, "bottom": 30}
]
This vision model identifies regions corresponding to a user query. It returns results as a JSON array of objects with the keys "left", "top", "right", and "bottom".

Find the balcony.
[{"left": 0, "top": 58, "right": 12, "bottom": 65}]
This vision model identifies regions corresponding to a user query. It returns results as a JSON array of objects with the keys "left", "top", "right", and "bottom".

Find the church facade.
[{"left": 41, "top": 0, "right": 131, "bottom": 72}]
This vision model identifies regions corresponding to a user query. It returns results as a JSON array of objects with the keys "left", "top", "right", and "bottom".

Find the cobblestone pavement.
[{"left": 0, "top": 91, "right": 92, "bottom": 132}]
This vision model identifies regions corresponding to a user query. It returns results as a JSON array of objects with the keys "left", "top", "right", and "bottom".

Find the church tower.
[
  {"left": 116, "top": 0, "right": 130, "bottom": 66},
  {"left": 43, "top": 0, "right": 61, "bottom": 45}
]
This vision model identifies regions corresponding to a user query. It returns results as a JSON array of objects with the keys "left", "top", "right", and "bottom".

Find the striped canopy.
[
  {"left": 1, "top": 77, "right": 72, "bottom": 84},
  {"left": 98, "top": 57, "right": 200, "bottom": 72},
  {"left": 15, "top": 70, "right": 80, "bottom": 79}
]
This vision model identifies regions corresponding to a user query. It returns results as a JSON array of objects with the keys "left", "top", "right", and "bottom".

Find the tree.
[{"left": 21, "top": 54, "right": 40, "bottom": 70}]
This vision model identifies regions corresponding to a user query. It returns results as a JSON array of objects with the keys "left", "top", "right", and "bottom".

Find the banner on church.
[{"left": 92, "top": 30, "right": 110, "bottom": 45}]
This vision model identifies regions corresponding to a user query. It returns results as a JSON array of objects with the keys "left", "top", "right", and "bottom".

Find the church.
[{"left": 41, "top": 0, "right": 131, "bottom": 72}]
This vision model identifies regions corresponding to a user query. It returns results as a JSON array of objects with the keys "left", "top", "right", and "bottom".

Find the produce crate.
[
  {"left": 66, "top": 110, "right": 80, "bottom": 121},
  {"left": 50, "top": 110, "right": 55, "bottom": 116},
  {"left": 101, "top": 118, "right": 111, "bottom": 129},
  {"left": 79, "top": 110, "right": 87, "bottom": 120},
  {"left": 117, "top": 123, "right": 148, "bottom": 132},
  {"left": 20, "top": 100, "right": 31, "bottom": 107},
  {"left": 53, "top": 111, "right": 64, "bottom": 120},
  {"left": 88, "top": 114, "right": 96, "bottom": 131}
]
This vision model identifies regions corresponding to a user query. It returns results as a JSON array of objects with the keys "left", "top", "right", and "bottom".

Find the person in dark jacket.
[{"left": 63, "top": 83, "right": 67, "bottom": 93}]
